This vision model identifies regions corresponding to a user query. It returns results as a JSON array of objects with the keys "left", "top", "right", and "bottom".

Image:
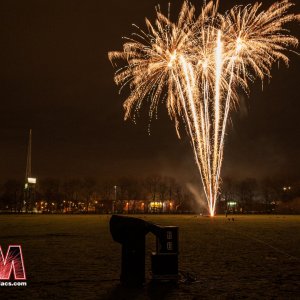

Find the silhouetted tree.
[
  {"left": 237, "top": 178, "right": 258, "bottom": 211},
  {"left": 38, "top": 178, "right": 62, "bottom": 211},
  {"left": 82, "top": 177, "right": 97, "bottom": 212},
  {"left": 0, "top": 180, "right": 23, "bottom": 212}
]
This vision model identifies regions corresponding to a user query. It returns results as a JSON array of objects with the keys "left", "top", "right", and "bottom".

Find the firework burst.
[{"left": 109, "top": 0, "right": 299, "bottom": 216}]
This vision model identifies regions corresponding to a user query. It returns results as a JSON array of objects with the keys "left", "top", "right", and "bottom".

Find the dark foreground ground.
[{"left": 0, "top": 214, "right": 299, "bottom": 299}]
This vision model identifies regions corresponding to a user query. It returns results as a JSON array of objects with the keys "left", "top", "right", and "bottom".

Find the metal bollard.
[{"left": 150, "top": 225, "right": 179, "bottom": 281}]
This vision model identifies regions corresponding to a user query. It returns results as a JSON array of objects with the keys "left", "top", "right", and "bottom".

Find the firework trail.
[{"left": 109, "top": 0, "right": 299, "bottom": 216}]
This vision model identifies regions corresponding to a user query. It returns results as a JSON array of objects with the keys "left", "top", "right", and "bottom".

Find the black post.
[{"left": 109, "top": 215, "right": 150, "bottom": 286}]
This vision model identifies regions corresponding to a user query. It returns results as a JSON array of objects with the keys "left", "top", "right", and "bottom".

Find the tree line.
[
  {"left": 219, "top": 177, "right": 300, "bottom": 213},
  {"left": 0, "top": 175, "right": 299, "bottom": 213},
  {"left": 0, "top": 175, "right": 195, "bottom": 213}
]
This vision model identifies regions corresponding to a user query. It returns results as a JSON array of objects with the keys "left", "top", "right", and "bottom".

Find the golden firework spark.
[{"left": 109, "top": 0, "right": 299, "bottom": 216}]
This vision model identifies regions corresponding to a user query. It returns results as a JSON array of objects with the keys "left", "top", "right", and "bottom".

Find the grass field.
[{"left": 0, "top": 214, "right": 299, "bottom": 299}]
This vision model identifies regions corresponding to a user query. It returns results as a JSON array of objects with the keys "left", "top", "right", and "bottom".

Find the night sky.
[{"left": 0, "top": 0, "right": 299, "bottom": 184}]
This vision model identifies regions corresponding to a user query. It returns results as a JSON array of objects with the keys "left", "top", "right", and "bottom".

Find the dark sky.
[{"left": 0, "top": 0, "right": 299, "bottom": 184}]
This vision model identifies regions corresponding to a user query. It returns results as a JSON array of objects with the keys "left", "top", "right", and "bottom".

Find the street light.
[
  {"left": 114, "top": 185, "right": 117, "bottom": 200},
  {"left": 113, "top": 185, "right": 117, "bottom": 213}
]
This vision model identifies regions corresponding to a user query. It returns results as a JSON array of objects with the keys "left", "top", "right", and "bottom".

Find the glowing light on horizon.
[{"left": 109, "top": 0, "right": 300, "bottom": 216}]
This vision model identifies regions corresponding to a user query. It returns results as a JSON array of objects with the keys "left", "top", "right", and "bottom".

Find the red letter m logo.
[{"left": 0, "top": 245, "right": 26, "bottom": 280}]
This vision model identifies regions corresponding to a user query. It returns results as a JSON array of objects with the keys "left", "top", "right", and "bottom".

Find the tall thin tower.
[
  {"left": 25, "top": 129, "right": 32, "bottom": 180},
  {"left": 24, "top": 129, "right": 36, "bottom": 212}
]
